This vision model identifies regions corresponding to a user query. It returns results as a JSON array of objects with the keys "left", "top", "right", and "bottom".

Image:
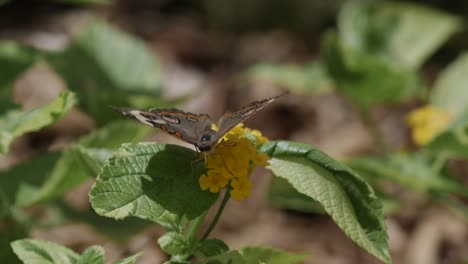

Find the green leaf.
[
  {"left": 37, "top": 120, "right": 150, "bottom": 202},
  {"left": 11, "top": 239, "right": 140, "bottom": 264},
  {"left": 195, "top": 239, "right": 229, "bottom": 258},
  {"left": 46, "top": 20, "right": 163, "bottom": 124},
  {"left": 260, "top": 141, "right": 391, "bottom": 264},
  {"left": 244, "top": 62, "right": 333, "bottom": 95},
  {"left": 431, "top": 53, "right": 468, "bottom": 118},
  {"left": 0, "top": 120, "right": 150, "bottom": 209},
  {"left": 76, "top": 246, "right": 104, "bottom": 264},
  {"left": 0, "top": 41, "right": 41, "bottom": 94},
  {"left": 11, "top": 239, "right": 79, "bottom": 264},
  {"left": 158, "top": 232, "right": 188, "bottom": 256},
  {"left": 54, "top": 201, "right": 152, "bottom": 241},
  {"left": 90, "top": 143, "right": 218, "bottom": 225},
  {"left": 380, "top": 2, "right": 462, "bottom": 68},
  {"left": 163, "top": 261, "right": 190, "bottom": 264},
  {"left": 113, "top": 252, "right": 143, "bottom": 264},
  {"left": 424, "top": 111, "right": 468, "bottom": 160},
  {"left": 326, "top": 1, "right": 460, "bottom": 108},
  {"left": 338, "top": 2, "right": 461, "bottom": 68},
  {"left": 349, "top": 153, "right": 468, "bottom": 195},
  {"left": 203, "top": 246, "right": 307, "bottom": 264},
  {"left": 322, "top": 31, "right": 423, "bottom": 109},
  {"left": 0, "top": 223, "right": 27, "bottom": 264},
  {"left": 0, "top": 152, "right": 61, "bottom": 210},
  {"left": 268, "top": 177, "right": 324, "bottom": 214},
  {"left": 338, "top": 1, "right": 397, "bottom": 54},
  {"left": 0, "top": 91, "right": 76, "bottom": 154}
]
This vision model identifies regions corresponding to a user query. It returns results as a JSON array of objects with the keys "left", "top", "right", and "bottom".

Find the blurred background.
[{"left": 1, "top": 0, "right": 468, "bottom": 263}]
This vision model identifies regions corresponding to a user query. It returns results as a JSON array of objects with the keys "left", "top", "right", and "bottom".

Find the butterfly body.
[{"left": 113, "top": 93, "right": 286, "bottom": 152}]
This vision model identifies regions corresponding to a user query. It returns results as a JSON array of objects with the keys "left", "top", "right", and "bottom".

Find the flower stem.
[
  {"left": 201, "top": 190, "right": 231, "bottom": 242},
  {"left": 185, "top": 211, "right": 207, "bottom": 246}
]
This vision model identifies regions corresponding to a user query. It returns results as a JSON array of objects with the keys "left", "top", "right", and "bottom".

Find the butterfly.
[{"left": 112, "top": 92, "right": 286, "bottom": 152}]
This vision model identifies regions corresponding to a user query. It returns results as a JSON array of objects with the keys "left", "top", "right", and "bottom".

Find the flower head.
[
  {"left": 406, "top": 105, "right": 452, "bottom": 146},
  {"left": 199, "top": 123, "right": 270, "bottom": 201}
]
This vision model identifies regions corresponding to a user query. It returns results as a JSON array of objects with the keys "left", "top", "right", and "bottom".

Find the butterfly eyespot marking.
[
  {"left": 186, "top": 116, "right": 198, "bottom": 122},
  {"left": 162, "top": 115, "right": 181, "bottom": 124}
]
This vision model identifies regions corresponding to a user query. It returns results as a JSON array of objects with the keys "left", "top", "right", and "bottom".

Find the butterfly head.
[{"left": 196, "top": 130, "right": 218, "bottom": 152}]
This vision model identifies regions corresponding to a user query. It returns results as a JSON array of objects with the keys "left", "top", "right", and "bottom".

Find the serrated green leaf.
[
  {"left": 46, "top": 20, "right": 162, "bottom": 124},
  {"left": 268, "top": 177, "right": 324, "bottom": 214},
  {"left": 260, "top": 141, "right": 391, "bottom": 264},
  {"left": 158, "top": 232, "right": 188, "bottom": 256},
  {"left": 113, "top": 252, "right": 143, "bottom": 264},
  {"left": 349, "top": 153, "right": 468, "bottom": 196},
  {"left": 203, "top": 246, "right": 307, "bottom": 264},
  {"left": 76, "top": 246, "right": 104, "bottom": 264},
  {"left": 431, "top": 53, "right": 468, "bottom": 118},
  {"left": 11, "top": 239, "right": 79, "bottom": 264},
  {"left": 0, "top": 91, "right": 76, "bottom": 154},
  {"left": 1, "top": 120, "right": 150, "bottom": 209},
  {"left": 90, "top": 143, "right": 218, "bottom": 225},
  {"left": 195, "top": 239, "right": 229, "bottom": 258},
  {"left": 35, "top": 120, "right": 151, "bottom": 203},
  {"left": 244, "top": 62, "right": 332, "bottom": 95}
]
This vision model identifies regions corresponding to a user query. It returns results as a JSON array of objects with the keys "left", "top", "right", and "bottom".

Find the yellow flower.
[
  {"left": 230, "top": 178, "right": 253, "bottom": 201},
  {"left": 199, "top": 170, "right": 229, "bottom": 193},
  {"left": 406, "top": 105, "right": 452, "bottom": 146},
  {"left": 198, "top": 123, "right": 270, "bottom": 201}
]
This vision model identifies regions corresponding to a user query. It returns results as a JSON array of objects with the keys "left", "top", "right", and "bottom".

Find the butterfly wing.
[
  {"left": 213, "top": 92, "right": 287, "bottom": 141},
  {"left": 112, "top": 107, "right": 214, "bottom": 148}
]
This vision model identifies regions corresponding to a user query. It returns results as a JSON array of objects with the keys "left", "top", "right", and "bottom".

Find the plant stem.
[
  {"left": 200, "top": 190, "right": 231, "bottom": 242},
  {"left": 185, "top": 211, "right": 207, "bottom": 245},
  {"left": 359, "top": 108, "right": 389, "bottom": 155}
]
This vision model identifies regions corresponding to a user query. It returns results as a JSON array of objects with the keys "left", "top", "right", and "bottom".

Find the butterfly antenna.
[{"left": 272, "top": 91, "right": 289, "bottom": 100}]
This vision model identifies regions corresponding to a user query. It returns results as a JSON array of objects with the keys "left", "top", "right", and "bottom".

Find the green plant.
[
  {"left": 250, "top": 1, "right": 468, "bottom": 222},
  {"left": 5, "top": 1, "right": 467, "bottom": 263}
]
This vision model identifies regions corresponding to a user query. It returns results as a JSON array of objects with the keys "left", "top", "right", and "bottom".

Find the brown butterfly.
[{"left": 112, "top": 92, "right": 286, "bottom": 152}]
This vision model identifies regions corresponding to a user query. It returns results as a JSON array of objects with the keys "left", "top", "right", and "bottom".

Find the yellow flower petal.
[
  {"left": 406, "top": 105, "right": 452, "bottom": 146},
  {"left": 198, "top": 123, "right": 271, "bottom": 201},
  {"left": 230, "top": 178, "right": 253, "bottom": 201}
]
